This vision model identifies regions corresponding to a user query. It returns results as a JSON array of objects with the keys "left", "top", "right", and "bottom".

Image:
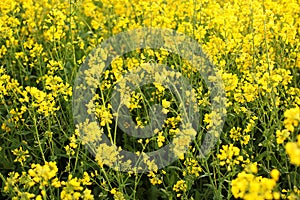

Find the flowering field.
[{"left": 1, "top": 0, "right": 300, "bottom": 199}]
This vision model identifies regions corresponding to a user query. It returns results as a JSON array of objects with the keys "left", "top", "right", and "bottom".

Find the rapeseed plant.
[{"left": 0, "top": 0, "right": 299, "bottom": 199}]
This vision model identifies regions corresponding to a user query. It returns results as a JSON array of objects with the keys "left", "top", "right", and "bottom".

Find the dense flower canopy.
[{"left": 0, "top": 0, "right": 300, "bottom": 199}]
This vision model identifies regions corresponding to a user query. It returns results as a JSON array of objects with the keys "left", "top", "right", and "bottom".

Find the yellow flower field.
[{"left": 0, "top": 0, "right": 300, "bottom": 199}]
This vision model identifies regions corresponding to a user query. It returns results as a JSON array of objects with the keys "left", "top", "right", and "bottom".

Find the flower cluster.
[
  {"left": 3, "top": 161, "right": 94, "bottom": 200},
  {"left": 285, "top": 134, "right": 300, "bottom": 167},
  {"left": 231, "top": 163, "right": 280, "bottom": 200},
  {"left": 1, "top": 0, "right": 300, "bottom": 199}
]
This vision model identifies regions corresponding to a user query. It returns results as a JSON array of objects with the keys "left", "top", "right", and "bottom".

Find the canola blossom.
[{"left": 0, "top": 0, "right": 300, "bottom": 199}]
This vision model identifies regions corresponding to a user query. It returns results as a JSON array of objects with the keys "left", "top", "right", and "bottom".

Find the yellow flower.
[
  {"left": 285, "top": 134, "right": 300, "bottom": 166},
  {"left": 231, "top": 165, "right": 280, "bottom": 200},
  {"left": 229, "top": 127, "right": 242, "bottom": 141},
  {"left": 276, "top": 129, "right": 290, "bottom": 144},
  {"left": 217, "top": 144, "right": 244, "bottom": 171},
  {"left": 230, "top": 126, "right": 250, "bottom": 145},
  {"left": 221, "top": 72, "right": 238, "bottom": 93},
  {"left": 16, "top": 192, "right": 35, "bottom": 199},
  {"left": 148, "top": 171, "right": 163, "bottom": 185},
  {"left": 173, "top": 134, "right": 193, "bottom": 160},
  {"left": 60, "top": 175, "right": 83, "bottom": 200},
  {"left": 4, "top": 172, "right": 20, "bottom": 193},
  {"left": 183, "top": 158, "right": 202, "bottom": 177},
  {"left": 95, "top": 104, "right": 113, "bottom": 126},
  {"left": 12, "top": 146, "right": 30, "bottom": 166},
  {"left": 270, "top": 169, "right": 280, "bottom": 181},
  {"left": 110, "top": 188, "right": 117, "bottom": 195},
  {"left": 157, "top": 132, "right": 165, "bottom": 148},
  {"left": 173, "top": 180, "right": 187, "bottom": 197},
  {"left": 79, "top": 120, "right": 104, "bottom": 145},
  {"left": 110, "top": 188, "right": 125, "bottom": 200},
  {"left": 284, "top": 106, "right": 300, "bottom": 132},
  {"left": 82, "top": 189, "right": 94, "bottom": 200},
  {"left": 28, "top": 161, "right": 58, "bottom": 185},
  {"left": 162, "top": 99, "right": 171, "bottom": 114},
  {"left": 95, "top": 144, "right": 120, "bottom": 168}
]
